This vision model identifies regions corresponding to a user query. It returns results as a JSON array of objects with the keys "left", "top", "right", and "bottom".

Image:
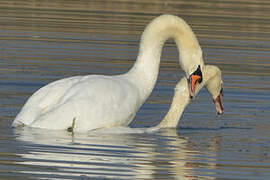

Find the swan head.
[
  {"left": 204, "top": 66, "right": 224, "bottom": 115},
  {"left": 188, "top": 65, "right": 203, "bottom": 99}
]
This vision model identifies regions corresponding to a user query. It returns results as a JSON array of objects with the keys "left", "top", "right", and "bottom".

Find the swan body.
[
  {"left": 157, "top": 65, "right": 223, "bottom": 128},
  {"left": 13, "top": 75, "right": 140, "bottom": 131},
  {"left": 12, "top": 14, "right": 204, "bottom": 132}
]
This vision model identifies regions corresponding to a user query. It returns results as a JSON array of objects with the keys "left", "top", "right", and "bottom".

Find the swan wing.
[
  {"left": 14, "top": 75, "right": 140, "bottom": 131},
  {"left": 12, "top": 76, "right": 82, "bottom": 126}
]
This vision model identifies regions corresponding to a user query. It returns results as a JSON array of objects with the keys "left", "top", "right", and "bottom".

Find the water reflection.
[{"left": 12, "top": 127, "right": 222, "bottom": 179}]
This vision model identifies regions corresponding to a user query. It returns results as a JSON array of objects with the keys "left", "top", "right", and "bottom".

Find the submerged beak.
[
  {"left": 189, "top": 75, "right": 202, "bottom": 98},
  {"left": 213, "top": 89, "right": 224, "bottom": 115}
]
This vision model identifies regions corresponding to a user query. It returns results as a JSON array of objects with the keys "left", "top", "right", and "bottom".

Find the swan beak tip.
[{"left": 217, "top": 111, "right": 223, "bottom": 115}]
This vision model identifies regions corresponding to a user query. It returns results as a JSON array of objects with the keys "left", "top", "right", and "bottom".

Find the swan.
[
  {"left": 156, "top": 65, "right": 224, "bottom": 128},
  {"left": 12, "top": 14, "right": 204, "bottom": 132}
]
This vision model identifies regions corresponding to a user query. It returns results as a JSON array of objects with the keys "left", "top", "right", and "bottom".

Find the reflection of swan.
[
  {"left": 156, "top": 65, "right": 223, "bottom": 128},
  {"left": 13, "top": 126, "right": 222, "bottom": 179},
  {"left": 13, "top": 127, "right": 191, "bottom": 179},
  {"left": 12, "top": 14, "right": 204, "bottom": 131},
  {"left": 13, "top": 128, "right": 151, "bottom": 179}
]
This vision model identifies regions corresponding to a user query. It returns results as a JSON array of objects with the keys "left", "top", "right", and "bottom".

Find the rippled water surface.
[{"left": 1, "top": 0, "right": 270, "bottom": 179}]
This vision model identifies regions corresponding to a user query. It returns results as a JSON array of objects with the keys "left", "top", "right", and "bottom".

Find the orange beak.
[
  {"left": 189, "top": 75, "right": 201, "bottom": 98},
  {"left": 213, "top": 89, "right": 224, "bottom": 115}
]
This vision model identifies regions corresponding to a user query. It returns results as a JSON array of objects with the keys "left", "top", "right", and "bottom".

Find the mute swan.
[
  {"left": 12, "top": 14, "right": 204, "bottom": 132},
  {"left": 157, "top": 65, "right": 223, "bottom": 128}
]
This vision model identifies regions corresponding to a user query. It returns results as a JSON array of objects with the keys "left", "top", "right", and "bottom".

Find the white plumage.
[{"left": 12, "top": 14, "right": 204, "bottom": 132}]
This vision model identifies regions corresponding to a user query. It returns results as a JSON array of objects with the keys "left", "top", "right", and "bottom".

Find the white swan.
[
  {"left": 156, "top": 65, "right": 224, "bottom": 128},
  {"left": 12, "top": 14, "right": 204, "bottom": 132}
]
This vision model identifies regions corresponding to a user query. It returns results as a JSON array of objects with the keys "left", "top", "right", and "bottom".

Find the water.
[{"left": 1, "top": 0, "right": 270, "bottom": 179}]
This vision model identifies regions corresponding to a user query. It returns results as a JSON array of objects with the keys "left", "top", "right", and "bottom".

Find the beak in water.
[
  {"left": 189, "top": 65, "right": 203, "bottom": 98},
  {"left": 213, "top": 89, "right": 224, "bottom": 115}
]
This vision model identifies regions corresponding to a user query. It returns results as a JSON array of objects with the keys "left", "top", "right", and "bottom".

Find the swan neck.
[
  {"left": 156, "top": 79, "right": 190, "bottom": 128},
  {"left": 128, "top": 15, "right": 203, "bottom": 102}
]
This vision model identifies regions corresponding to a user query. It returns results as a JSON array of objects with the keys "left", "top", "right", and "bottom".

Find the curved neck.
[
  {"left": 127, "top": 15, "right": 203, "bottom": 102},
  {"left": 156, "top": 79, "right": 190, "bottom": 128}
]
